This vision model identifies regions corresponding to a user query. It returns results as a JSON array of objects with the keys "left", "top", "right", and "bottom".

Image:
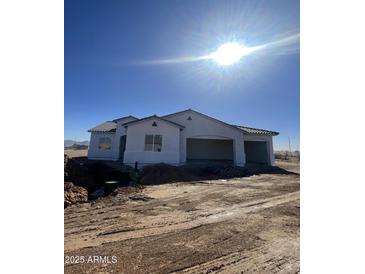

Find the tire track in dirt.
[
  {"left": 64, "top": 191, "right": 298, "bottom": 252},
  {"left": 173, "top": 237, "right": 299, "bottom": 274}
]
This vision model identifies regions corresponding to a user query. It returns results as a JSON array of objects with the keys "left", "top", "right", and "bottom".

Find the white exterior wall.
[
  {"left": 123, "top": 119, "right": 181, "bottom": 166},
  {"left": 113, "top": 117, "right": 138, "bottom": 160},
  {"left": 88, "top": 116, "right": 137, "bottom": 161},
  {"left": 88, "top": 111, "right": 276, "bottom": 166},
  {"left": 243, "top": 135, "right": 275, "bottom": 165},
  {"left": 164, "top": 111, "right": 246, "bottom": 166},
  {"left": 88, "top": 132, "right": 117, "bottom": 160}
]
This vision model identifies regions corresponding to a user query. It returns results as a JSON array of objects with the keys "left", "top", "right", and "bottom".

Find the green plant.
[{"left": 129, "top": 170, "right": 141, "bottom": 183}]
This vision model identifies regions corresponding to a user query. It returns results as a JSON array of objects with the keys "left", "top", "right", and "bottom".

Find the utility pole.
[{"left": 288, "top": 136, "right": 292, "bottom": 155}]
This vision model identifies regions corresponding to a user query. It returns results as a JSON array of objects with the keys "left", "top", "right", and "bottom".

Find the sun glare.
[
  {"left": 134, "top": 34, "right": 299, "bottom": 66},
  {"left": 211, "top": 42, "right": 250, "bottom": 66}
]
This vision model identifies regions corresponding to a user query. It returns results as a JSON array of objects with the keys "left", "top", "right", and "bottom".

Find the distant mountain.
[{"left": 64, "top": 140, "right": 89, "bottom": 148}]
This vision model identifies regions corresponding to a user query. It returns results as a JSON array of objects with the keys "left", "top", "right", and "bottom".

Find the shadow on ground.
[{"left": 65, "top": 155, "right": 298, "bottom": 191}]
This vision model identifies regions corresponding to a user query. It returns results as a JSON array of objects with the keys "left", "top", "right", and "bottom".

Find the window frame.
[
  {"left": 144, "top": 134, "right": 154, "bottom": 151},
  {"left": 153, "top": 134, "right": 162, "bottom": 152},
  {"left": 98, "top": 136, "right": 112, "bottom": 150},
  {"left": 144, "top": 134, "right": 163, "bottom": 152}
]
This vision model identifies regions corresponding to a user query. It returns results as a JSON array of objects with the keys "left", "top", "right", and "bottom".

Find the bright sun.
[{"left": 211, "top": 42, "right": 249, "bottom": 66}]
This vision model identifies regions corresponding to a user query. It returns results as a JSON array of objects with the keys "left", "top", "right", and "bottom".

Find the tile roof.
[
  {"left": 88, "top": 121, "right": 117, "bottom": 133},
  {"left": 112, "top": 115, "right": 138, "bottom": 122},
  {"left": 234, "top": 125, "right": 279, "bottom": 136}
]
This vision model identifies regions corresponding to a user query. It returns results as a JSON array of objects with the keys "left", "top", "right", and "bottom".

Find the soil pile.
[
  {"left": 64, "top": 154, "right": 69, "bottom": 178},
  {"left": 64, "top": 182, "right": 88, "bottom": 208},
  {"left": 64, "top": 155, "right": 130, "bottom": 193},
  {"left": 64, "top": 155, "right": 92, "bottom": 187},
  {"left": 184, "top": 164, "right": 247, "bottom": 179},
  {"left": 111, "top": 185, "right": 145, "bottom": 196},
  {"left": 109, "top": 186, "right": 152, "bottom": 205},
  {"left": 139, "top": 164, "right": 198, "bottom": 185},
  {"left": 139, "top": 163, "right": 250, "bottom": 185},
  {"left": 138, "top": 163, "right": 290, "bottom": 185}
]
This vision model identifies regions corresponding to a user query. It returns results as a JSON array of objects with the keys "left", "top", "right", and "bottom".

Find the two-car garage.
[
  {"left": 186, "top": 138, "right": 234, "bottom": 164},
  {"left": 186, "top": 138, "right": 270, "bottom": 165}
]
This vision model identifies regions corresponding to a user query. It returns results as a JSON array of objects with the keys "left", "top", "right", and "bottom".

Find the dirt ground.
[
  {"left": 274, "top": 160, "right": 300, "bottom": 174},
  {"left": 64, "top": 148, "right": 88, "bottom": 158},
  {"left": 64, "top": 160, "right": 299, "bottom": 274}
]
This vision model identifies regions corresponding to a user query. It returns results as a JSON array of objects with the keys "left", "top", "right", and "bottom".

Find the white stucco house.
[{"left": 87, "top": 109, "right": 279, "bottom": 167}]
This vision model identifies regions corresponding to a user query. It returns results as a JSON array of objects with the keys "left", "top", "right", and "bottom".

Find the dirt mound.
[
  {"left": 183, "top": 164, "right": 247, "bottom": 179},
  {"left": 64, "top": 182, "right": 88, "bottom": 208},
  {"left": 64, "top": 154, "right": 69, "bottom": 178},
  {"left": 64, "top": 155, "right": 131, "bottom": 193},
  {"left": 138, "top": 163, "right": 293, "bottom": 185},
  {"left": 111, "top": 185, "right": 145, "bottom": 196},
  {"left": 139, "top": 163, "right": 251, "bottom": 185},
  {"left": 245, "top": 164, "right": 295, "bottom": 175},
  {"left": 64, "top": 155, "right": 93, "bottom": 186},
  {"left": 108, "top": 186, "right": 152, "bottom": 205},
  {"left": 139, "top": 164, "right": 198, "bottom": 185}
]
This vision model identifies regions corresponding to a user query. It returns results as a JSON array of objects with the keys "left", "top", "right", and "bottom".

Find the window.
[
  {"left": 144, "top": 134, "right": 162, "bottom": 152},
  {"left": 154, "top": 135, "right": 162, "bottom": 152},
  {"left": 98, "top": 137, "right": 111, "bottom": 150},
  {"left": 144, "top": 135, "right": 154, "bottom": 151}
]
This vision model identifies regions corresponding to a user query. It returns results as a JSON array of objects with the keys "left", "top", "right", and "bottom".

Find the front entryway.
[{"left": 119, "top": 135, "right": 127, "bottom": 162}]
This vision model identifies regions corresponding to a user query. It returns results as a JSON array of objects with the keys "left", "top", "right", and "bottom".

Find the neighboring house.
[{"left": 88, "top": 109, "right": 279, "bottom": 167}]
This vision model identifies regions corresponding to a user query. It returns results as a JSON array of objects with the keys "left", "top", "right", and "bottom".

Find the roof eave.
[
  {"left": 123, "top": 115, "right": 185, "bottom": 129},
  {"left": 88, "top": 130, "right": 116, "bottom": 133},
  {"left": 163, "top": 109, "right": 242, "bottom": 133},
  {"left": 112, "top": 115, "right": 139, "bottom": 122},
  {"left": 243, "top": 132, "right": 279, "bottom": 136}
]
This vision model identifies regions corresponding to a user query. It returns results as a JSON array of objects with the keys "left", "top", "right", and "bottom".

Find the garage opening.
[
  {"left": 244, "top": 141, "right": 269, "bottom": 164},
  {"left": 186, "top": 138, "right": 234, "bottom": 164}
]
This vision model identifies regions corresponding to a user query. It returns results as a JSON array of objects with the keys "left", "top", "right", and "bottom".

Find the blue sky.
[{"left": 65, "top": 0, "right": 299, "bottom": 150}]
